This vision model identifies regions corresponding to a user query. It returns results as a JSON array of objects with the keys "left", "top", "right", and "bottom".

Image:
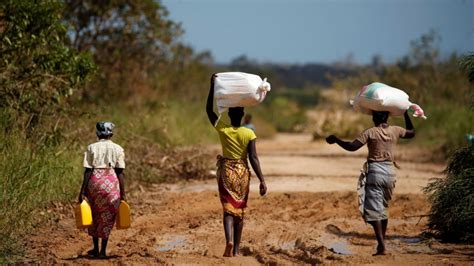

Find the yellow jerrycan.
[
  {"left": 75, "top": 199, "right": 92, "bottom": 229},
  {"left": 116, "top": 200, "right": 131, "bottom": 229}
]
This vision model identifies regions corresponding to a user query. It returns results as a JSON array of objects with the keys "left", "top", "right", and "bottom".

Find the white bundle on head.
[
  {"left": 214, "top": 72, "right": 271, "bottom": 114},
  {"left": 350, "top": 82, "right": 427, "bottom": 119}
]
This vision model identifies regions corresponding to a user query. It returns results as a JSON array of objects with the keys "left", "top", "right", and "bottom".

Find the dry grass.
[
  {"left": 308, "top": 89, "right": 371, "bottom": 140},
  {"left": 126, "top": 138, "right": 214, "bottom": 183}
]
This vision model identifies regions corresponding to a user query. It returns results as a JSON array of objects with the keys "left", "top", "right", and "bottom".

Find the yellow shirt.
[{"left": 215, "top": 118, "right": 257, "bottom": 159}]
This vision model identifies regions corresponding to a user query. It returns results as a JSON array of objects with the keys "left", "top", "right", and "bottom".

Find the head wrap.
[{"left": 96, "top": 121, "right": 115, "bottom": 137}]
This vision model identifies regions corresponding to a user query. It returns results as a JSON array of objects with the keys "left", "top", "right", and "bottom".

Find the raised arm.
[
  {"left": 247, "top": 139, "right": 267, "bottom": 196},
  {"left": 402, "top": 111, "right": 415, "bottom": 139},
  {"left": 326, "top": 135, "right": 364, "bottom": 152},
  {"left": 206, "top": 74, "right": 218, "bottom": 126}
]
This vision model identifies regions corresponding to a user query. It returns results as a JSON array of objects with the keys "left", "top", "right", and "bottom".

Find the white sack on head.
[
  {"left": 350, "top": 82, "right": 427, "bottom": 119},
  {"left": 214, "top": 72, "right": 271, "bottom": 113}
]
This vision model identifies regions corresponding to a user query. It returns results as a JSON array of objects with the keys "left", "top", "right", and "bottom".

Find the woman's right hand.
[{"left": 326, "top": 135, "right": 338, "bottom": 144}]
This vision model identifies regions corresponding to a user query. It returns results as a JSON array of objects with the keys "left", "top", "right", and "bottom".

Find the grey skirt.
[{"left": 362, "top": 161, "right": 396, "bottom": 222}]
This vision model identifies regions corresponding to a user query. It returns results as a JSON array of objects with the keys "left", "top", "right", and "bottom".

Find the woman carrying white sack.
[
  {"left": 206, "top": 73, "right": 269, "bottom": 257},
  {"left": 325, "top": 82, "right": 422, "bottom": 256}
]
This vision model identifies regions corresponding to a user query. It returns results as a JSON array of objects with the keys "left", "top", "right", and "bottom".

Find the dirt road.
[{"left": 24, "top": 134, "right": 473, "bottom": 264}]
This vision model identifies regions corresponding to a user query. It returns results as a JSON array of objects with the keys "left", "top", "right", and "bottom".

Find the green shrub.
[
  {"left": 0, "top": 0, "right": 95, "bottom": 130},
  {"left": 0, "top": 133, "right": 82, "bottom": 259},
  {"left": 414, "top": 103, "right": 474, "bottom": 159},
  {"left": 275, "top": 87, "right": 321, "bottom": 107},
  {"left": 424, "top": 146, "right": 474, "bottom": 242},
  {"left": 162, "top": 101, "right": 218, "bottom": 146},
  {"left": 255, "top": 96, "right": 307, "bottom": 132},
  {"left": 251, "top": 115, "right": 277, "bottom": 139}
]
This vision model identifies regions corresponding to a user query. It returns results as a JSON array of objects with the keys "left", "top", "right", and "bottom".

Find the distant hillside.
[{"left": 215, "top": 55, "right": 356, "bottom": 89}]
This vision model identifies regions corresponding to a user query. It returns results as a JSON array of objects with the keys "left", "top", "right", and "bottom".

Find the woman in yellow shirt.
[{"left": 206, "top": 74, "right": 267, "bottom": 257}]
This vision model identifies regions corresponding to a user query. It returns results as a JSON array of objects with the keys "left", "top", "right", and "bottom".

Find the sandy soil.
[{"left": 23, "top": 134, "right": 473, "bottom": 264}]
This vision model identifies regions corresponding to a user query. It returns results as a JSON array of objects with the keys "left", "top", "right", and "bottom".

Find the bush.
[
  {"left": 255, "top": 96, "right": 307, "bottom": 132},
  {"left": 0, "top": 1, "right": 93, "bottom": 259},
  {"left": 424, "top": 146, "right": 474, "bottom": 242},
  {"left": 312, "top": 111, "right": 370, "bottom": 140},
  {"left": 0, "top": 133, "right": 82, "bottom": 259},
  {"left": 309, "top": 88, "right": 371, "bottom": 140},
  {"left": 0, "top": 0, "right": 95, "bottom": 132},
  {"left": 275, "top": 87, "right": 321, "bottom": 107},
  {"left": 415, "top": 103, "right": 474, "bottom": 159},
  {"left": 251, "top": 115, "right": 277, "bottom": 139}
]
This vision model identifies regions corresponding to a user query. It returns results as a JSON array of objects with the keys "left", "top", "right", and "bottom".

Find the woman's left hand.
[{"left": 259, "top": 181, "right": 267, "bottom": 196}]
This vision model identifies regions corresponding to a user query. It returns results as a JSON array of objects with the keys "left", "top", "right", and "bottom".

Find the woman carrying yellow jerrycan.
[{"left": 78, "top": 122, "right": 127, "bottom": 259}]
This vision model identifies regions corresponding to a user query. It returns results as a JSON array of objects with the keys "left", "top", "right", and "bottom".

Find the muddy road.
[{"left": 24, "top": 134, "right": 473, "bottom": 264}]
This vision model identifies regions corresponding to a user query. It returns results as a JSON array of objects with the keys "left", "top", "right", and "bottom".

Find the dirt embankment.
[{"left": 22, "top": 134, "right": 473, "bottom": 264}]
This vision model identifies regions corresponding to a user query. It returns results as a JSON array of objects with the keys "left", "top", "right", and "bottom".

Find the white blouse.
[{"left": 83, "top": 139, "right": 125, "bottom": 169}]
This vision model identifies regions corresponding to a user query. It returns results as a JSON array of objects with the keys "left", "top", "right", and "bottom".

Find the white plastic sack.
[
  {"left": 214, "top": 72, "right": 271, "bottom": 113},
  {"left": 350, "top": 82, "right": 427, "bottom": 119}
]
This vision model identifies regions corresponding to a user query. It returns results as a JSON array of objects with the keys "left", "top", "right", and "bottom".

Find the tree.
[
  {"left": 0, "top": 0, "right": 95, "bottom": 133},
  {"left": 460, "top": 53, "right": 474, "bottom": 83},
  {"left": 409, "top": 29, "right": 440, "bottom": 66},
  {"left": 63, "top": 0, "right": 182, "bottom": 99}
]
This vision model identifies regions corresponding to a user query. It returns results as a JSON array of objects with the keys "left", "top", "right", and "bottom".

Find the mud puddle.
[
  {"left": 156, "top": 235, "right": 187, "bottom": 252},
  {"left": 320, "top": 233, "right": 352, "bottom": 255}
]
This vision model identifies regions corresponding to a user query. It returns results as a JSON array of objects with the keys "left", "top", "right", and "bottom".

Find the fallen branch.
[{"left": 404, "top": 214, "right": 430, "bottom": 225}]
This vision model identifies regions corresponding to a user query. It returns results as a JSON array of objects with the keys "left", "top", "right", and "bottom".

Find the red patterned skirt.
[
  {"left": 216, "top": 156, "right": 250, "bottom": 218},
  {"left": 86, "top": 169, "right": 121, "bottom": 239}
]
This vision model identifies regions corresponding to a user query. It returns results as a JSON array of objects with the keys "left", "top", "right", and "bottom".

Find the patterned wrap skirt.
[
  {"left": 86, "top": 168, "right": 121, "bottom": 239},
  {"left": 216, "top": 155, "right": 251, "bottom": 218},
  {"left": 360, "top": 161, "right": 396, "bottom": 222}
]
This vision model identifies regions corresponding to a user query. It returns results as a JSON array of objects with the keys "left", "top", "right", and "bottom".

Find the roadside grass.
[{"left": 0, "top": 133, "right": 82, "bottom": 261}]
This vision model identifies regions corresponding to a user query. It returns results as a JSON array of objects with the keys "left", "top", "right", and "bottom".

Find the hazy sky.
[{"left": 162, "top": 0, "right": 474, "bottom": 64}]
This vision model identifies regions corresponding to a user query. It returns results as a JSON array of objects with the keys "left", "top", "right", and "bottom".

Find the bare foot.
[
  {"left": 372, "top": 248, "right": 388, "bottom": 256},
  {"left": 223, "top": 242, "right": 234, "bottom": 257},
  {"left": 233, "top": 246, "right": 240, "bottom": 257},
  {"left": 98, "top": 251, "right": 108, "bottom": 259}
]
